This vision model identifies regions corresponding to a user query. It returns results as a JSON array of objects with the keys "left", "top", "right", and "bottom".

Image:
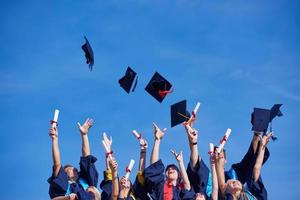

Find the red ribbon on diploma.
[{"left": 126, "top": 166, "right": 131, "bottom": 173}]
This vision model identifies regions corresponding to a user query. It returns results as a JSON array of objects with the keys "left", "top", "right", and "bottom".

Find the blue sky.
[{"left": 0, "top": 0, "right": 299, "bottom": 199}]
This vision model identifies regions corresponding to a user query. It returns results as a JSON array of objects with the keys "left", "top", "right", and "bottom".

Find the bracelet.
[{"left": 192, "top": 142, "right": 197, "bottom": 145}]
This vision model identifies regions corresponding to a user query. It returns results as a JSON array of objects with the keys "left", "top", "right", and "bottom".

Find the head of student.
[
  {"left": 225, "top": 178, "right": 252, "bottom": 200},
  {"left": 63, "top": 164, "right": 79, "bottom": 182},
  {"left": 195, "top": 192, "right": 206, "bottom": 200},
  {"left": 165, "top": 164, "right": 181, "bottom": 185}
]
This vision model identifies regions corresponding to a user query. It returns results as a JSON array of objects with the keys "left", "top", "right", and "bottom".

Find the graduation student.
[
  {"left": 117, "top": 137, "right": 148, "bottom": 200},
  {"left": 143, "top": 122, "right": 195, "bottom": 200},
  {"left": 47, "top": 118, "right": 100, "bottom": 200},
  {"left": 184, "top": 123, "right": 218, "bottom": 200},
  {"left": 216, "top": 132, "right": 271, "bottom": 200},
  {"left": 99, "top": 132, "right": 119, "bottom": 200}
]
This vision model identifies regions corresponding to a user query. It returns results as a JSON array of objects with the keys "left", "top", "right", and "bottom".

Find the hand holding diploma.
[
  {"left": 125, "top": 159, "right": 135, "bottom": 180},
  {"left": 51, "top": 109, "right": 59, "bottom": 128}
]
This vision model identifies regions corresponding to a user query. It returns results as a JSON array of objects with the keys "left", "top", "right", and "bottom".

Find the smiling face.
[
  {"left": 226, "top": 179, "right": 243, "bottom": 194},
  {"left": 165, "top": 166, "right": 179, "bottom": 181},
  {"left": 64, "top": 165, "right": 79, "bottom": 182}
]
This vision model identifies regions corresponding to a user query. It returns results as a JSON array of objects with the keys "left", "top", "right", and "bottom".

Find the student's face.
[
  {"left": 64, "top": 166, "right": 79, "bottom": 182},
  {"left": 226, "top": 179, "right": 242, "bottom": 194},
  {"left": 166, "top": 167, "right": 178, "bottom": 181},
  {"left": 195, "top": 193, "right": 206, "bottom": 200}
]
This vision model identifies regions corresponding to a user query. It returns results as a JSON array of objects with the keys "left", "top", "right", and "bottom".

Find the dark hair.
[{"left": 63, "top": 164, "right": 74, "bottom": 170}]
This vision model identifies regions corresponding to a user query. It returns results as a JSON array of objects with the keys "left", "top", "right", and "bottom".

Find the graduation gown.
[
  {"left": 143, "top": 159, "right": 195, "bottom": 200},
  {"left": 186, "top": 157, "right": 210, "bottom": 197},
  {"left": 48, "top": 155, "right": 99, "bottom": 199},
  {"left": 229, "top": 142, "right": 270, "bottom": 184},
  {"left": 100, "top": 170, "right": 149, "bottom": 200},
  {"left": 99, "top": 170, "right": 114, "bottom": 200}
]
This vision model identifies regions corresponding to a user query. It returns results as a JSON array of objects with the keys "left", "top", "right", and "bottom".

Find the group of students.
[{"left": 48, "top": 117, "right": 271, "bottom": 200}]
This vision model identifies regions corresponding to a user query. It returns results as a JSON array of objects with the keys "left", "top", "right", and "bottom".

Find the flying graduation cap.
[
  {"left": 170, "top": 100, "right": 191, "bottom": 127},
  {"left": 81, "top": 36, "right": 94, "bottom": 71},
  {"left": 118, "top": 66, "right": 138, "bottom": 93},
  {"left": 251, "top": 104, "right": 283, "bottom": 140},
  {"left": 145, "top": 72, "right": 173, "bottom": 103}
]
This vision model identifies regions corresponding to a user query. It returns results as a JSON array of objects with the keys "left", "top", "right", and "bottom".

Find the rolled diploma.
[
  {"left": 51, "top": 109, "right": 59, "bottom": 127},
  {"left": 188, "top": 102, "right": 201, "bottom": 124},
  {"left": 125, "top": 159, "right": 135, "bottom": 180},
  {"left": 209, "top": 143, "right": 214, "bottom": 155},
  {"left": 132, "top": 130, "right": 141, "bottom": 139},
  {"left": 217, "top": 128, "right": 231, "bottom": 153},
  {"left": 102, "top": 140, "right": 112, "bottom": 159},
  {"left": 193, "top": 102, "right": 201, "bottom": 115}
]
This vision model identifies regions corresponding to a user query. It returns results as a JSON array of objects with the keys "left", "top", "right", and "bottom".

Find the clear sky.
[{"left": 0, "top": 0, "right": 299, "bottom": 199}]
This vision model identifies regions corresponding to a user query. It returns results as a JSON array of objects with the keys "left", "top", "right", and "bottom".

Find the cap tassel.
[
  {"left": 177, "top": 112, "right": 190, "bottom": 120},
  {"left": 269, "top": 123, "right": 278, "bottom": 141},
  {"left": 158, "top": 89, "right": 173, "bottom": 98}
]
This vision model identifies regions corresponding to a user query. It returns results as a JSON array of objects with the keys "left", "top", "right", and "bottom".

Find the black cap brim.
[
  {"left": 251, "top": 108, "right": 270, "bottom": 133},
  {"left": 145, "top": 72, "right": 172, "bottom": 103},
  {"left": 118, "top": 66, "right": 137, "bottom": 94},
  {"left": 81, "top": 36, "right": 94, "bottom": 70},
  {"left": 170, "top": 100, "right": 191, "bottom": 127}
]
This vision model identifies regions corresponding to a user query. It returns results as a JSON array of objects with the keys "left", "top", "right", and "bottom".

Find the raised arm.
[
  {"left": 49, "top": 127, "right": 61, "bottom": 177},
  {"left": 109, "top": 158, "right": 119, "bottom": 200},
  {"left": 77, "top": 118, "right": 93, "bottom": 157},
  {"left": 252, "top": 132, "right": 261, "bottom": 154},
  {"left": 150, "top": 122, "right": 166, "bottom": 164},
  {"left": 171, "top": 150, "right": 191, "bottom": 190},
  {"left": 215, "top": 149, "right": 226, "bottom": 197},
  {"left": 184, "top": 124, "right": 199, "bottom": 169},
  {"left": 253, "top": 133, "right": 272, "bottom": 182},
  {"left": 210, "top": 153, "right": 218, "bottom": 200},
  {"left": 139, "top": 138, "right": 148, "bottom": 171}
]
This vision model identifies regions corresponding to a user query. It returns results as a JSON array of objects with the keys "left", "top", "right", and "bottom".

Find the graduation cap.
[
  {"left": 170, "top": 100, "right": 191, "bottom": 127},
  {"left": 270, "top": 104, "right": 283, "bottom": 122},
  {"left": 251, "top": 104, "right": 283, "bottom": 140},
  {"left": 251, "top": 108, "right": 270, "bottom": 133},
  {"left": 269, "top": 104, "right": 283, "bottom": 140},
  {"left": 145, "top": 72, "right": 173, "bottom": 103},
  {"left": 118, "top": 66, "right": 138, "bottom": 93},
  {"left": 81, "top": 36, "right": 94, "bottom": 71}
]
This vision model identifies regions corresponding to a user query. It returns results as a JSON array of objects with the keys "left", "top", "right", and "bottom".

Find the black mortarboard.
[
  {"left": 270, "top": 104, "right": 283, "bottom": 122},
  {"left": 118, "top": 66, "right": 138, "bottom": 93},
  {"left": 81, "top": 36, "right": 94, "bottom": 71},
  {"left": 145, "top": 72, "right": 173, "bottom": 103},
  {"left": 170, "top": 100, "right": 191, "bottom": 127},
  {"left": 251, "top": 108, "right": 270, "bottom": 133}
]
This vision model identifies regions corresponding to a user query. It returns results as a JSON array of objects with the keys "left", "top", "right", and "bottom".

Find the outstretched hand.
[
  {"left": 153, "top": 122, "right": 167, "bottom": 140},
  {"left": 184, "top": 124, "right": 198, "bottom": 144},
  {"left": 140, "top": 138, "right": 148, "bottom": 150},
  {"left": 77, "top": 118, "right": 93, "bottom": 135},
  {"left": 109, "top": 158, "right": 118, "bottom": 173},
  {"left": 103, "top": 132, "right": 113, "bottom": 152},
  {"left": 171, "top": 149, "right": 183, "bottom": 163},
  {"left": 120, "top": 176, "right": 130, "bottom": 189},
  {"left": 49, "top": 127, "right": 58, "bottom": 140},
  {"left": 261, "top": 132, "right": 273, "bottom": 148}
]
